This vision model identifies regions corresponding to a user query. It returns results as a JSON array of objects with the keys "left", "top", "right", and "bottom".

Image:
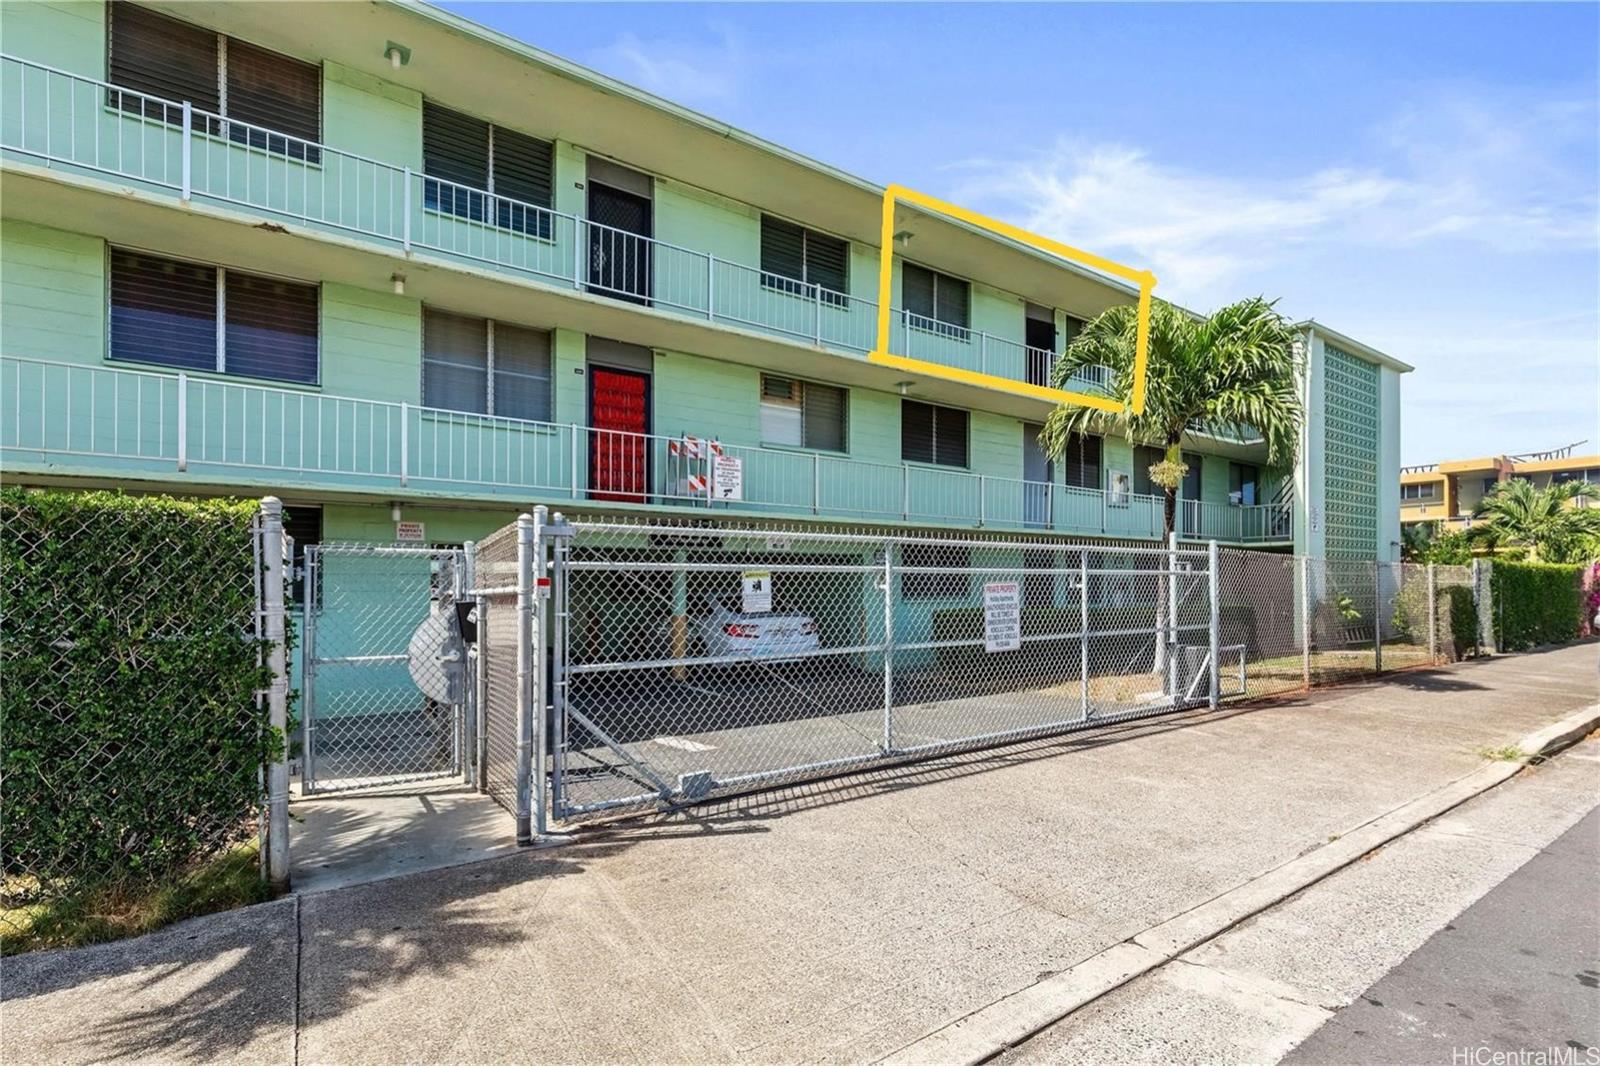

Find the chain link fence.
[
  {"left": 461, "top": 514, "right": 1501, "bottom": 826},
  {"left": 1, "top": 490, "right": 284, "bottom": 947}
]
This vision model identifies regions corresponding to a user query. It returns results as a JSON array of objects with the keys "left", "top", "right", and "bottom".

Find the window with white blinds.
[
  {"left": 422, "top": 101, "right": 555, "bottom": 238},
  {"left": 107, "top": 2, "right": 321, "bottom": 161},
  {"left": 422, "top": 309, "right": 552, "bottom": 422},
  {"left": 760, "top": 216, "right": 849, "bottom": 306},
  {"left": 109, "top": 248, "right": 319, "bottom": 384},
  {"left": 759, "top": 375, "right": 847, "bottom": 452},
  {"left": 902, "top": 263, "right": 970, "bottom": 338},
  {"left": 901, "top": 399, "right": 969, "bottom": 468}
]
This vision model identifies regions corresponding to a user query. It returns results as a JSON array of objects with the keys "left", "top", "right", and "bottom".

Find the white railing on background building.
[
  {"left": 2, "top": 355, "right": 1291, "bottom": 543},
  {"left": 0, "top": 54, "right": 1113, "bottom": 397}
]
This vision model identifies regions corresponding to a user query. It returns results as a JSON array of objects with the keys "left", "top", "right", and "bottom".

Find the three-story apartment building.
[{"left": 1, "top": 0, "right": 1408, "bottom": 564}]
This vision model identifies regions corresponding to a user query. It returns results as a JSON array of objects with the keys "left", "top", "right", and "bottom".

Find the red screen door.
[{"left": 589, "top": 367, "right": 649, "bottom": 502}]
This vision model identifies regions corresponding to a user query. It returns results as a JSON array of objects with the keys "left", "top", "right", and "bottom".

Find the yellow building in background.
[{"left": 1401, "top": 442, "right": 1599, "bottom": 530}]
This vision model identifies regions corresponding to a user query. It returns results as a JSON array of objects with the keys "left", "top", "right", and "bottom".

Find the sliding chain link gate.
[
  {"left": 300, "top": 543, "right": 472, "bottom": 794},
  {"left": 535, "top": 518, "right": 1223, "bottom": 822},
  {"left": 466, "top": 515, "right": 1498, "bottom": 833}
]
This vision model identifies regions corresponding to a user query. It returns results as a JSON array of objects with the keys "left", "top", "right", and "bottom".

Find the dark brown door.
[{"left": 587, "top": 183, "right": 653, "bottom": 304}]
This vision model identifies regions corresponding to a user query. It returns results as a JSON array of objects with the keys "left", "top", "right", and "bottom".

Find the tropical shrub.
[
  {"left": 1490, "top": 559, "right": 1584, "bottom": 651},
  {"left": 1, "top": 489, "right": 283, "bottom": 902}
]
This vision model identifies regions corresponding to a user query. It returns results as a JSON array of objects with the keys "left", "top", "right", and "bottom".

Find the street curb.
[{"left": 877, "top": 703, "right": 1600, "bottom": 1066}]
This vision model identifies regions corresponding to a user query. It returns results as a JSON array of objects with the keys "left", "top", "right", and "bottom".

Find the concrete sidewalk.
[{"left": 3, "top": 644, "right": 1596, "bottom": 1065}]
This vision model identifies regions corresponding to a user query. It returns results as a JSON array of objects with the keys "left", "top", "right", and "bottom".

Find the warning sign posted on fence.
[
  {"left": 983, "top": 581, "right": 1021, "bottom": 652},
  {"left": 712, "top": 454, "right": 744, "bottom": 501}
]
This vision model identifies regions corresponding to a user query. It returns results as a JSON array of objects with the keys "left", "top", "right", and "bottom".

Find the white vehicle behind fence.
[{"left": 663, "top": 594, "right": 822, "bottom": 662}]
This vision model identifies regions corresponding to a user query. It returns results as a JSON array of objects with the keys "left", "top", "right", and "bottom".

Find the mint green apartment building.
[{"left": 0, "top": 0, "right": 1409, "bottom": 566}]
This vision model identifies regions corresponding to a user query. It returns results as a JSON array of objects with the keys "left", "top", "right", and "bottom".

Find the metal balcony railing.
[
  {"left": 2, "top": 355, "right": 1291, "bottom": 542},
  {"left": 0, "top": 54, "right": 1114, "bottom": 398}
]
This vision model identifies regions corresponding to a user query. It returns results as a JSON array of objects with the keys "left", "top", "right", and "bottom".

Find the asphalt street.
[{"left": 1287, "top": 805, "right": 1600, "bottom": 1065}]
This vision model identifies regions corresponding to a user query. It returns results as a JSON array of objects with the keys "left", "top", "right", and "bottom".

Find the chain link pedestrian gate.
[
  {"left": 467, "top": 514, "right": 1234, "bottom": 837},
  {"left": 300, "top": 543, "right": 473, "bottom": 794}
]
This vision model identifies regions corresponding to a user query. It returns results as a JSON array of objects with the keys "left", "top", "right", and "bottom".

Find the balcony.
[
  {"left": 0, "top": 55, "right": 1111, "bottom": 399},
  {"left": 2, "top": 356, "right": 1292, "bottom": 544}
]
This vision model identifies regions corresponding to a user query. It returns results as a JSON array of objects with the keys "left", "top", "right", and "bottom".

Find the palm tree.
[
  {"left": 1469, "top": 479, "right": 1600, "bottom": 562},
  {"left": 1041, "top": 297, "right": 1303, "bottom": 539}
]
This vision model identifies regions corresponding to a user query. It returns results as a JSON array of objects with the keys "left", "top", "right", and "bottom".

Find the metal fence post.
[
  {"left": 569, "top": 424, "right": 580, "bottom": 498},
  {"left": 882, "top": 544, "right": 896, "bottom": 755},
  {"left": 176, "top": 372, "right": 188, "bottom": 471},
  {"left": 514, "top": 511, "right": 536, "bottom": 845},
  {"left": 1166, "top": 531, "right": 1179, "bottom": 700},
  {"left": 1300, "top": 554, "right": 1312, "bottom": 690},
  {"left": 1079, "top": 548, "right": 1090, "bottom": 721},
  {"left": 1208, "top": 539, "right": 1220, "bottom": 709},
  {"left": 402, "top": 166, "right": 412, "bottom": 252},
  {"left": 399, "top": 401, "right": 409, "bottom": 486},
  {"left": 1426, "top": 562, "right": 1438, "bottom": 662},
  {"left": 1374, "top": 561, "right": 1383, "bottom": 674},
  {"left": 461, "top": 539, "right": 478, "bottom": 788},
  {"left": 180, "top": 101, "right": 192, "bottom": 201},
  {"left": 706, "top": 253, "right": 716, "bottom": 319},
  {"left": 550, "top": 512, "right": 569, "bottom": 820},
  {"left": 259, "top": 497, "right": 290, "bottom": 892},
  {"left": 532, "top": 506, "right": 550, "bottom": 838}
]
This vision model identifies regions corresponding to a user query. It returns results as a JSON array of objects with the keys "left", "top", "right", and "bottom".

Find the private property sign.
[
  {"left": 983, "top": 581, "right": 1021, "bottom": 652},
  {"left": 711, "top": 453, "right": 743, "bottom": 501}
]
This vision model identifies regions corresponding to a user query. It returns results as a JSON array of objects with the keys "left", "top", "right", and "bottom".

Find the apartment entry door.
[
  {"left": 586, "top": 159, "right": 653, "bottom": 304},
  {"left": 588, "top": 366, "right": 650, "bottom": 503}
]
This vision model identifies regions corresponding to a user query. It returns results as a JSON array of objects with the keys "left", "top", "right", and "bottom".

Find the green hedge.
[
  {"left": 1, "top": 489, "right": 282, "bottom": 895},
  {"left": 1492, "top": 560, "right": 1584, "bottom": 652}
]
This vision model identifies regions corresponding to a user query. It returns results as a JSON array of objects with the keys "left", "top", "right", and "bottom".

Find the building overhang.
[{"left": 1297, "top": 320, "right": 1414, "bottom": 374}]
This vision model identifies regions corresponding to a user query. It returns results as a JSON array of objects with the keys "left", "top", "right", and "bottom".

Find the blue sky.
[{"left": 443, "top": 2, "right": 1599, "bottom": 465}]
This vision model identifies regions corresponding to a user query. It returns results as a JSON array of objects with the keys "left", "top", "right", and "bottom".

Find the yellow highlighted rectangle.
[{"left": 871, "top": 184, "right": 1156, "bottom": 414}]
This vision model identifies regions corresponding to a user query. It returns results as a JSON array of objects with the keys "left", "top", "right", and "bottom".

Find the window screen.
[
  {"left": 110, "top": 248, "right": 318, "bottom": 383},
  {"left": 1133, "top": 445, "right": 1164, "bottom": 497},
  {"left": 902, "top": 543, "right": 970, "bottom": 601},
  {"left": 901, "top": 400, "right": 969, "bottom": 468},
  {"left": 902, "top": 263, "right": 970, "bottom": 335},
  {"left": 1229, "top": 462, "right": 1260, "bottom": 505},
  {"left": 760, "top": 216, "right": 849, "bottom": 305},
  {"left": 225, "top": 38, "right": 322, "bottom": 160},
  {"left": 422, "top": 310, "right": 552, "bottom": 420},
  {"left": 108, "top": 2, "right": 319, "bottom": 158},
  {"left": 423, "top": 101, "right": 553, "bottom": 236},
  {"left": 760, "top": 375, "right": 846, "bottom": 451},
  {"left": 1062, "top": 433, "right": 1103, "bottom": 490},
  {"left": 108, "top": 2, "right": 218, "bottom": 117},
  {"left": 1181, "top": 451, "right": 1203, "bottom": 500},
  {"left": 109, "top": 248, "right": 217, "bottom": 372},
  {"left": 422, "top": 310, "right": 489, "bottom": 415},
  {"left": 492, "top": 322, "right": 552, "bottom": 422},
  {"left": 225, "top": 271, "right": 318, "bottom": 383}
]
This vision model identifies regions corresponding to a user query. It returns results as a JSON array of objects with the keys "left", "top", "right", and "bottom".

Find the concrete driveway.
[{"left": 3, "top": 643, "right": 1595, "bottom": 1065}]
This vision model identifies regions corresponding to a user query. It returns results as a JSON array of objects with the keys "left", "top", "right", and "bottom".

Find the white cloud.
[
  {"left": 589, "top": 25, "right": 748, "bottom": 107},
  {"left": 946, "top": 88, "right": 1599, "bottom": 461},
  {"left": 948, "top": 90, "right": 1598, "bottom": 308}
]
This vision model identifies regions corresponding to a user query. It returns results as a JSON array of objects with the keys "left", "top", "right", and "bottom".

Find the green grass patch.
[
  {"left": 1, "top": 842, "right": 270, "bottom": 956},
  {"left": 1475, "top": 745, "right": 1527, "bottom": 763}
]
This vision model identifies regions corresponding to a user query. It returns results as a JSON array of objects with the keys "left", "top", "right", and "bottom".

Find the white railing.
[
  {"left": 0, "top": 53, "right": 1114, "bottom": 398},
  {"left": 2, "top": 355, "right": 1291, "bottom": 542}
]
